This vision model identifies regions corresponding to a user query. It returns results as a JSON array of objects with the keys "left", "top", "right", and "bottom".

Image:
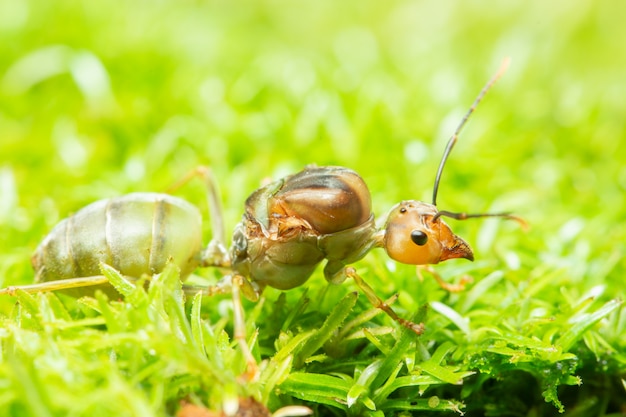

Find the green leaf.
[
  {"left": 279, "top": 372, "right": 351, "bottom": 411},
  {"left": 190, "top": 291, "right": 205, "bottom": 352},
  {"left": 381, "top": 397, "right": 465, "bottom": 414},
  {"left": 14, "top": 289, "right": 38, "bottom": 319},
  {"left": 99, "top": 263, "right": 138, "bottom": 300},
  {"left": 557, "top": 299, "right": 623, "bottom": 351},
  {"left": 371, "top": 312, "right": 420, "bottom": 390},
  {"left": 430, "top": 301, "right": 470, "bottom": 335},
  {"left": 295, "top": 291, "right": 358, "bottom": 367},
  {"left": 418, "top": 362, "right": 473, "bottom": 385}
]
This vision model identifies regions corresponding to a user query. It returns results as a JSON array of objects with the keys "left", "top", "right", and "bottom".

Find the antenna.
[
  {"left": 431, "top": 57, "right": 510, "bottom": 206},
  {"left": 433, "top": 209, "right": 528, "bottom": 229}
]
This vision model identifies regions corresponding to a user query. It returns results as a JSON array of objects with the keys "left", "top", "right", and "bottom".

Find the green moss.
[{"left": 1, "top": 0, "right": 625, "bottom": 415}]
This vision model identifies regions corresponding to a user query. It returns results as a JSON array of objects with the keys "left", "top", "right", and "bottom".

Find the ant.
[{"left": 1, "top": 58, "right": 524, "bottom": 378}]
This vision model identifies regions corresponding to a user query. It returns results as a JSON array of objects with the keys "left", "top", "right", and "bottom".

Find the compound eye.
[{"left": 411, "top": 230, "right": 428, "bottom": 246}]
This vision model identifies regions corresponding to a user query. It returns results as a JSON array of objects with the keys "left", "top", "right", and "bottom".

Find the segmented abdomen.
[{"left": 32, "top": 193, "right": 203, "bottom": 282}]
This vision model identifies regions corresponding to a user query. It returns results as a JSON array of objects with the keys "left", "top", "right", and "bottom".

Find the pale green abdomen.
[{"left": 32, "top": 193, "right": 203, "bottom": 282}]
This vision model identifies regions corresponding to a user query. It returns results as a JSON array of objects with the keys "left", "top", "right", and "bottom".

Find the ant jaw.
[
  {"left": 439, "top": 233, "right": 474, "bottom": 262},
  {"left": 433, "top": 215, "right": 474, "bottom": 263}
]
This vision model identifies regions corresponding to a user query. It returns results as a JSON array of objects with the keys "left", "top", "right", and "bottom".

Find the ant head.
[
  {"left": 381, "top": 58, "right": 524, "bottom": 265},
  {"left": 383, "top": 201, "right": 473, "bottom": 265},
  {"left": 383, "top": 59, "right": 524, "bottom": 266}
]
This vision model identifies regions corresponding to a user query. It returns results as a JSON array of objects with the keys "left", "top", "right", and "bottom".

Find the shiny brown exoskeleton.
[
  {"left": 2, "top": 59, "right": 522, "bottom": 378},
  {"left": 229, "top": 166, "right": 473, "bottom": 295},
  {"left": 25, "top": 164, "right": 477, "bottom": 299}
]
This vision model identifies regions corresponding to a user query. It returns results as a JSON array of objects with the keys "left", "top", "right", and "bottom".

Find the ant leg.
[
  {"left": 166, "top": 166, "right": 230, "bottom": 267},
  {"left": 416, "top": 265, "right": 473, "bottom": 292},
  {"left": 231, "top": 274, "right": 259, "bottom": 381},
  {"left": 182, "top": 278, "right": 232, "bottom": 297},
  {"left": 184, "top": 275, "right": 260, "bottom": 380},
  {"left": 183, "top": 274, "right": 260, "bottom": 301},
  {"left": 344, "top": 267, "right": 425, "bottom": 335},
  {"left": 0, "top": 275, "right": 111, "bottom": 295}
]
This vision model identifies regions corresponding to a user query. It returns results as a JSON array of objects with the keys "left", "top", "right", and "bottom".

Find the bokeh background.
[
  {"left": 2, "top": 0, "right": 625, "bottom": 297},
  {"left": 0, "top": 0, "right": 625, "bottom": 414}
]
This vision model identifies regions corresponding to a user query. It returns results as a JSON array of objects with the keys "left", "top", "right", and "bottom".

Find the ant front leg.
[
  {"left": 325, "top": 262, "right": 424, "bottom": 335},
  {"left": 416, "top": 265, "right": 473, "bottom": 293},
  {"left": 345, "top": 268, "right": 425, "bottom": 335}
]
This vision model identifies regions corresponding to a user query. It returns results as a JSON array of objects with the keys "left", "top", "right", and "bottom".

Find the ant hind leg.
[
  {"left": 0, "top": 275, "right": 110, "bottom": 295},
  {"left": 166, "top": 166, "right": 230, "bottom": 268}
]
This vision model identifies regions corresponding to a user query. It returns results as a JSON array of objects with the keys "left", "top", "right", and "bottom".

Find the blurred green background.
[
  {"left": 0, "top": 0, "right": 625, "bottom": 414},
  {"left": 1, "top": 0, "right": 625, "bottom": 294}
]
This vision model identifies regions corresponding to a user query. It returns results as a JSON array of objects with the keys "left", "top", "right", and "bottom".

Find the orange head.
[{"left": 382, "top": 200, "right": 473, "bottom": 265}]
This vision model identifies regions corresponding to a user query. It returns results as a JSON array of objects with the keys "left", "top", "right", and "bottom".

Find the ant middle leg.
[
  {"left": 231, "top": 274, "right": 260, "bottom": 381},
  {"left": 184, "top": 274, "right": 260, "bottom": 380},
  {"left": 344, "top": 267, "right": 425, "bottom": 335}
]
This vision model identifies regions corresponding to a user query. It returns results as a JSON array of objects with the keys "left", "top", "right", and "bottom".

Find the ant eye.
[{"left": 410, "top": 230, "right": 428, "bottom": 246}]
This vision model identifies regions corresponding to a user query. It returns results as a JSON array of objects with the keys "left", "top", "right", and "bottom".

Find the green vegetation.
[{"left": 1, "top": 0, "right": 625, "bottom": 416}]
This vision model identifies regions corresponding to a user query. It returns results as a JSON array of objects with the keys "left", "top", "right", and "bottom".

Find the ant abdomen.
[{"left": 31, "top": 193, "right": 203, "bottom": 283}]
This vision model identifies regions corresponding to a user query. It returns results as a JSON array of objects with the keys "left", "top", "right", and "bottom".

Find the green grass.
[{"left": 1, "top": 0, "right": 625, "bottom": 416}]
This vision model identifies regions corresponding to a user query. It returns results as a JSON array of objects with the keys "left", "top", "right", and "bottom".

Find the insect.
[{"left": 1, "top": 59, "right": 522, "bottom": 374}]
